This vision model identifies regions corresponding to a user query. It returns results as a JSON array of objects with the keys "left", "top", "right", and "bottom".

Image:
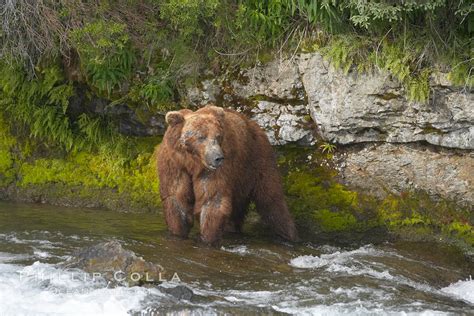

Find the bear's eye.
[{"left": 197, "top": 135, "right": 206, "bottom": 142}]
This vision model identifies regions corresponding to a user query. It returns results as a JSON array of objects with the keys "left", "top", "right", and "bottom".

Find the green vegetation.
[
  {"left": 17, "top": 149, "right": 160, "bottom": 211},
  {"left": 0, "top": 1, "right": 471, "bottom": 108},
  {"left": 0, "top": 115, "right": 16, "bottom": 186},
  {"left": 0, "top": 111, "right": 472, "bottom": 247},
  {"left": 71, "top": 21, "right": 135, "bottom": 95},
  {"left": 236, "top": 1, "right": 472, "bottom": 101},
  {"left": 0, "top": 1, "right": 471, "bottom": 152},
  {"left": 19, "top": 151, "right": 159, "bottom": 201},
  {"left": 280, "top": 146, "right": 379, "bottom": 236},
  {"left": 319, "top": 142, "right": 337, "bottom": 154},
  {"left": 0, "top": 116, "right": 161, "bottom": 211},
  {"left": 0, "top": 62, "right": 75, "bottom": 150}
]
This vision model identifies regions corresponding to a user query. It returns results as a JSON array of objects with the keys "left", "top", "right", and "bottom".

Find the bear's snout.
[
  {"left": 213, "top": 154, "right": 224, "bottom": 167},
  {"left": 205, "top": 145, "right": 224, "bottom": 170}
]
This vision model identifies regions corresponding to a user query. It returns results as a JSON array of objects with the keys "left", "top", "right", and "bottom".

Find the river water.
[{"left": 0, "top": 201, "right": 472, "bottom": 315}]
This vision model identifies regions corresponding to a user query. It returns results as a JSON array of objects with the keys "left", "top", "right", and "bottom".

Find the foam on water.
[
  {"left": 220, "top": 244, "right": 283, "bottom": 260},
  {"left": 272, "top": 304, "right": 450, "bottom": 316},
  {"left": 289, "top": 245, "right": 474, "bottom": 312},
  {"left": 0, "top": 252, "right": 32, "bottom": 263},
  {"left": 0, "top": 260, "right": 155, "bottom": 316},
  {"left": 290, "top": 245, "right": 383, "bottom": 269},
  {"left": 441, "top": 277, "right": 474, "bottom": 304},
  {"left": 0, "top": 232, "right": 62, "bottom": 249},
  {"left": 223, "top": 290, "right": 278, "bottom": 305},
  {"left": 33, "top": 248, "right": 51, "bottom": 259},
  {"left": 221, "top": 245, "right": 250, "bottom": 255},
  {"left": 0, "top": 223, "right": 471, "bottom": 315}
]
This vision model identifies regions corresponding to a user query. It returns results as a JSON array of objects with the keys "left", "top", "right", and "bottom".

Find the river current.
[{"left": 0, "top": 201, "right": 472, "bottom": 315}]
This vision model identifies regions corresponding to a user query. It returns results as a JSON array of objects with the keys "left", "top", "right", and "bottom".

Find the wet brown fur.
[{"left": 156, "top": 105, "right": 298, "bottom": 246}]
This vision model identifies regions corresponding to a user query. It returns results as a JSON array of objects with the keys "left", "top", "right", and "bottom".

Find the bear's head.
[{"left": 166, "top": 106, "right": 225, "bottom": 171}]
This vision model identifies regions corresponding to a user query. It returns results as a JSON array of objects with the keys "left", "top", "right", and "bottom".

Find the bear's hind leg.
[
  {"left": 224, "top": 199, "right": 249, "bottom": 233},
  {"left": 253, "top": 170, "right": 298, "bottom": 242}
]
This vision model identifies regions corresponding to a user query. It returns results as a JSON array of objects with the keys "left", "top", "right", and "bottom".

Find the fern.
[
  {"left": 71, "top": 21, "right": 135, "bottom": 96},
  {"left": 322, "top": 35, "right": 374, "bottom": 74},
  {"left": 139, "top": 73, "right": 175, "bottom": 110},
  {"left": 448, "top": 60, "right": 474, "bottom": 89},
  {"left": 0, "top": 62, "right": 130, "bottom": 154}
]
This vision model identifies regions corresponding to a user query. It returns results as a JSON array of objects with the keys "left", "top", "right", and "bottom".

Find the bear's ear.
[
  {"left": 208, "top": 105, "right": 225, "bottom": 120},
  {"left": 165, "top": 111, "right": 185, "bottom": 126}
]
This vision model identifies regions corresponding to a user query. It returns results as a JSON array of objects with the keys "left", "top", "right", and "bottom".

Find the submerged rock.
[
  {"left": 62, "top": 240, "right": 164, "bottom": 286},
  {"left": 158, "top": 285, "right": 194, "bottom": 301}
]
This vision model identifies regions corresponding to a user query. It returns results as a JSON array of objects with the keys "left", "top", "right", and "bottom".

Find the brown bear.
[{"left": 157, "top": 105, "right": 298, "bottom": 245}]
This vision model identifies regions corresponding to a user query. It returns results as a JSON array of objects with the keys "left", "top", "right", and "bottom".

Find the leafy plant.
[
  {"left": 159, "top": 0, "right": 220, "bottom": 38},
  {"left": 0, "top": 61, "right": 135, "bottom": 156},
  {"left": 0, "top": 62, "right": 76, "bottom": 150},
  {"left": 322, "top": 35, "right": 374, "bottom": 74},
  {"left": 448, "top": 59, "right": 474, "bottom": 88},
  {"left": 139, "top": 73, "right": 175, "bottom": 110},
  {"left": 0, "top": 0, "right": 472, "bottom": 161},
  {"left": 319, "top": 142, "right": 337, "bottom": 154},
  {"left": 71, "top": 21, "right": 135, "bottom": 95}
]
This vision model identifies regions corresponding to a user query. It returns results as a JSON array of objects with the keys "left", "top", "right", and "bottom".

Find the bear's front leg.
[
  {"left": 161, "top": 173, "right": 194, "bottom": 238},
  {"left": 198, "top": 195, "right": 232, "bottom": 246}
]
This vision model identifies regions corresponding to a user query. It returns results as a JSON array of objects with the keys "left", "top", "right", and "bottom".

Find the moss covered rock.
[{"left": 278, "top": 145, "right": 474, "bottom": 249}]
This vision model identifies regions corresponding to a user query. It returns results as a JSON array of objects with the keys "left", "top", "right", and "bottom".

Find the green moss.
[
  {"left": 0, "top": 149, "right": 15, "bottom": 187},
  {"left": 280, "top": 146, "right": 379, "bottom": 236},
  {"left": 375, "top": 192, "right": 473, "bottom": 247},
  {"left": 421, "top": 123, "right": 443, "bottom": 135},
  {"left": 279, "top": 145, "right": 473, "bottom": 250},
  {"left": 18, "top": 148, "right": 161, "bottom": 210},
  {"left": 312, "top": 209, "right": 358, "bottom": 232},
  {"left": 1, "top": 108, "right": 473, "bottom": 250},
  {"left": 0, "top": 115, "right": 17, "bottom": 186},
  {"left": 285, "top": 169, "right": 379, "bottom": 234},
  {"left": 444, "top": 222, "right": 474, "bottom": 246}
]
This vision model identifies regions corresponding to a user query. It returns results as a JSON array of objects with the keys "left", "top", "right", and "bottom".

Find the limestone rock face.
[
  {"left": 185, "top": 60, "right": 314, "bottom": 146},
  {"left": 297, "top": 53, "right": 474, "bottom": 150},
  {"left": 186, "top": 53, "right": 473, "bottom": 150},
  {"left": 231, "top": 60, "right": 305, "bottom": 101},
  {"left": 250, "top": 101, "right": 314, "bottom": 145},
  {"left": 337, "top": 144, "right": 474, "bottom": 207}
]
